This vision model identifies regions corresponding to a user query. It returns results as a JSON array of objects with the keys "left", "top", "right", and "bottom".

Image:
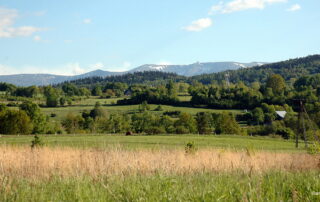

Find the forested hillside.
[
  {"left": 192, "top": 55, "right": 320, "bottom": 84},
  {"left": 59, "top": 55, "right": 320, "bottom": 88},
  {"left": 59, "top": 71, "right": 186, "bottom": 87}
]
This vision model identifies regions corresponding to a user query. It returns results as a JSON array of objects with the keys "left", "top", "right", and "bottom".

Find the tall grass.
[
  {"left": 0, "top": 146, "right": 318, "bottom": 179},
  {"left": 0, "top": 172, "right": 319, "bottom": 201}
]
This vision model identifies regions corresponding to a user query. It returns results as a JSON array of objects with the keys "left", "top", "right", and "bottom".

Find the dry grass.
[{"left": 0, "top": 146, "right": 319, "bottom": 179}]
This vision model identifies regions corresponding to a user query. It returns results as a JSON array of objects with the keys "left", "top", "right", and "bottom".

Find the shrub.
[
  {"left": 176, "top": 126, "right": 189, "bottom": 134},
  {"left": 163, "top": 110, "right": 181, "bottom": 118},
  {"left": 307, "top": 142, "right": 320, "bottom": 155},
  {"left": 31, "top": 135, "right": 44, "bottom": 148},
  {"left": 185, "top": 142, "right": 197, "bottom": 154},
  {"left": 154, "top": 105, "right": 163, "bottom": 111},
  {"left": 145, "top": 126, "right": 166, "bottom": 135}
]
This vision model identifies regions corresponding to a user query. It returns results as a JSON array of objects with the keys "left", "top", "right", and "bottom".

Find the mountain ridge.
[{"left": 0, "top": 61, "right": 264, "bottom": 86}]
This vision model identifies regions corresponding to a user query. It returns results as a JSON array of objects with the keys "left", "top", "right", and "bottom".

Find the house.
[{"left": 275, "top": 111, "right": 287, "bottom": 119}]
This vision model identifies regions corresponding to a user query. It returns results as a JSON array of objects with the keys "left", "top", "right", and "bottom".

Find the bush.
[
  {"left": 185, "top": 142, "right": 197, "bottom": 154},
  {"left": 31, "top": 135, "right": 44, "bottom": 148},
  {"left": 163, "top": 111, "right": 181, "bottom": 118},
  {"left": 145, "top": 126, "right": 166, "bottom": 135},
  {"left": 307, "top": 142, "right": 320, "bottom": 154},
  {"left": 176, "top": 126, "right": 189, "bottom": 134},
  {"left": 154, "top": 105, "right": 163, "bottom": 111}
]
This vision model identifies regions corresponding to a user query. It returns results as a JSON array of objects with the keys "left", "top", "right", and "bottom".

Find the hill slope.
[{"left": 192, "top": 55, "right": 320, "bottom": 84}]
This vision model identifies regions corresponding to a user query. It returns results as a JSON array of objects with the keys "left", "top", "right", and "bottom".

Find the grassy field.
[
  {"left": 41, "top": 104, "right": 242, "bottom": 121},
  {"left": 1, "top": 172, "right": 319, "bottom": 202},
  {"left": 0, "top": 134, "right": 318, "bottom": 201},
  {"left": 0, "top": 134, "right": 304, "bottom": 152},
  {"left": 0, "top": 143, "right": 319, "bottom": 201}
]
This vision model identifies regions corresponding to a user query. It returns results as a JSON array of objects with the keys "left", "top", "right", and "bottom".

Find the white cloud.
[
  {"left": 83, "top": 19, "right": 92, "bottom": 24},
  {"left": 0, "top": 63, "right": 91, "bottom": 76},
  {"left": 210, "top": 0, "right": 287, "bottom": 14},
  {"left": 287, "top": 4, "right": 301, "bottom": 12},
  {"left": 0, "top": 7, "right": 45, "bottom": 38},
  {"left": 183, "top": 18, "right": 212, "bottom": 32},
  {"left": 0, "top": 61, "right": 135, "bottom": 76}
]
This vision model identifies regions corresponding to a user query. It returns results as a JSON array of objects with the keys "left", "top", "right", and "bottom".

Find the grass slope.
[{"left": 0, "top": 134, "right": 302, "bottom": 152}]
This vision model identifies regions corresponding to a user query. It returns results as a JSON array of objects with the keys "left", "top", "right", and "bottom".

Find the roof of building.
[{"left": 275, "top": 111, "right": 287, "bottom": 119}]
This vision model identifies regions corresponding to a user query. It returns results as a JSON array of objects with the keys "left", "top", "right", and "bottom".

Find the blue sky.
[{"left": 0, "top": 0, "right": 319, "bottom": 75}]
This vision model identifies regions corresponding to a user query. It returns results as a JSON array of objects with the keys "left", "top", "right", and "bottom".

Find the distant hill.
[
  {"left": 192, "top": 55, "right": 320, "bottom": 84},
  {"left": 0, "top": 70, "right": 119, "bottom": 87},
  {"left": 3, "top": 55, "right": 320, "bottom": 87},
  {"left": 129, "top": 62, "right": 264, "bottom": 77},
  {"left": 0, "top": 62, "right": 263, "bottom": 86},
  {"left": 60, "top": 71, "right": 186, "bottom": 87}
]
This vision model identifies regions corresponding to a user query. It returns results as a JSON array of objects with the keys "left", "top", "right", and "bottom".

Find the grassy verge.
[
  {"left": 40, "top": 104, "right": 242, "bottom": 121},
  {"left": 1, "top": 172, "right": 319, "bottom": 201}
]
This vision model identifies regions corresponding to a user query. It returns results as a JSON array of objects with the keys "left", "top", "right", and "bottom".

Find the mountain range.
[{"left": 0, "top": 62, "right": 264, "bottom": 86}]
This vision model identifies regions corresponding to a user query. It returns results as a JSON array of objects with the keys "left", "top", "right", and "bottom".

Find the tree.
[
  {"left": 20, "top": 101, "right": 48, "bottom": 134},
  {"left": 166, "top": 80, "right": 177, "bottom": 97},
  {"left": 108, "top": 114, "right": 131, "bottom": 133},
  {"left": 62, "top": 113, "right": 84, "bottom": 134},
  {"left": 62, "top": 83, "right": 80, "bottom": 96},
  {"left": 92, "top": 85, "right": 102, "bottom": 96},
  {"left": 266, "top": 74, "right": 286, "bottom": 95},
  {"left": 174, "top": 113, "right": 197, "bottom": 134},
  {"left": 252, "top": 107, "right": 264, "bottom": 125},
  {"left": 0, "top": 109, "right": 33, "bottom": 134},
  {"left": 44, "top": 86, "right": 59, "bottom": 107},
  {"left": 196, "top": 112, "right": 213, "bottom": 134},
  {"left": 131, "top": 112, "right": 153, "bottom": 133},
  {"left": 214, "top": 113, "right": 240, "bottom": 135},
  {"left": 139, "top": 101, "right": 150, "bottom": 112},
  {"left": 90, "top": 102, "right": 106, "bottom": 119},
  {"left": 60, "top": 97, "right": 66, "bottom": 106}
]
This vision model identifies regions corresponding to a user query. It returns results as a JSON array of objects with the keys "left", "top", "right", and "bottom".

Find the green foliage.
[
  {"left": 20, "top": 101, "right": 48, "bottom": 134},
  {"left": 90, "top": 102, "right": 106, "bottom": 119},
  {"left": 1, "top": 172, "right": 319, "bottom": 201},
  {"left": 13, "top": 86, "right": 39, "bottom": 98},
  {"left": 138, "top": 101, "right": 150, "bottom": 112},
  {"left": 174, "top": 113, "right": 197, "bottom": 134},
  {"left": 190, "top": 83, "right": 263, "bottom": 109},
  {"left": 185, "top": 141, "right": 197, "bottom": 154},
  {"left": 59, "top": 97, "right": 66, "bottom": 106},
  {"left": 192, "top": 55, "right": 320, "bottom": 84},
  {"left": 307, "top": 142, "right": 320, "bottom": 154},
  {"left": 61, "top": 113, "right": 85, "bottom": 134},
  {"left": 91, "top": 85, "right": 102, "bottom": 96},
  {"left": 0, "top": 109, "right": 33, "bottom": 134},
  {"left": 252, "top": 107, "right": 264, "bottom": 125},
  {"left": 154, "top": 105, "right": 163, "bottom": 111},
  {"left": 266, "top": 74, "right": 286, "bottom": 95},
  {"left": 44, "top": 86, "right": 59, "bottom": 107},
  {"left": 196, "top": 112, "right": 213, "bottom": 134},
  {"left": 31, "top": 135, "right": 44, "bottom": 148},
  {"left": 61, "top": 83, "right": 89, "bottom": 96},
  {"left": 214, "top": 113, "right": 240, "bottom": 135}
]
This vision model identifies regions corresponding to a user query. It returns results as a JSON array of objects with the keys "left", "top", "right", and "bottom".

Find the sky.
[{"left": 0, "top": 0, "right": 319, "bottom": 75}]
